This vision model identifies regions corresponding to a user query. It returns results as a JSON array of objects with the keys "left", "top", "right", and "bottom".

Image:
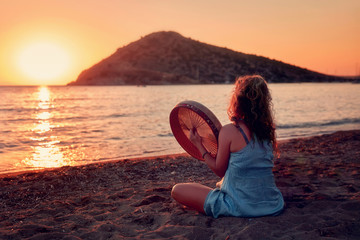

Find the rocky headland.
[{"left": 68, "top": 31, "right": 351, "bottom": 85}]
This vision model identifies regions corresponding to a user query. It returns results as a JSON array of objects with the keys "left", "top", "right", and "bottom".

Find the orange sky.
[{"left": 1, "top": 0, "right": 359, "bottom": 85}]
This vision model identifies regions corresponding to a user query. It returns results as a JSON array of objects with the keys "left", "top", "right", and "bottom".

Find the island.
[{"left": 68, "top": 31, "right": 352, "bottom": 85}]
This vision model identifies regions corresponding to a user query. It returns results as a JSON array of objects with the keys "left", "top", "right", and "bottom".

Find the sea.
[{"left": 0, "top": 83, "right": 359, "bottom": 174}]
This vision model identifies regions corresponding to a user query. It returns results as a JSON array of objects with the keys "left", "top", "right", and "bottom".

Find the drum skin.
[{"left": 169, "top": 100, "right": 222, "bottom": 161}]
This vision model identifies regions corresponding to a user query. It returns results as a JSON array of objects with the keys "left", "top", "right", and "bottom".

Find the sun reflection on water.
[
  {"left": 37, "top": 86, "right": 51, "bottom": 109},
  {"left": 33, "top": 121, "right": 51, "bottom": 133},
  {"left": 22, "top": 86, "right": 74, "bottom": 169},
  {"left": 37, "top": 111, "right": 51, "bottom": 120}
]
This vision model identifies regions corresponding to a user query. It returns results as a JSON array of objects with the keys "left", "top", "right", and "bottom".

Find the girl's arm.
[{"left": 190, "top": 126, "right": 231, "bottom": 178}]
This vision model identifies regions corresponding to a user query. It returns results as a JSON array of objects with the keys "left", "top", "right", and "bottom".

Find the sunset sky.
[{"left": 1, "top": 0, "right": 359, "bottom": 85}]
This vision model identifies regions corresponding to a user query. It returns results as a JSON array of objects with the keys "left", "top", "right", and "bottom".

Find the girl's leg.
[{"left": 171, "top": 183, "right": 212, "bottom": 214}]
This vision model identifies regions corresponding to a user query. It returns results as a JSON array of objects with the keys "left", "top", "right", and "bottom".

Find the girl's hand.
[{"left": 189, "top": 128, "right": 202, "bottom": 148}]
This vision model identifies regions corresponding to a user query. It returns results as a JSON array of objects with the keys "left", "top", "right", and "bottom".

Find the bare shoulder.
[
  {"left": 221, "top": 122, "right": 251, "bottom": 141},
  {"left": 221, "top": 123, "right": 237, "bottom": 130},
  {"left": 217, "top": 124, "right": 236, "bottom": 148},
  {"left": 220, "top": 123, "right": 238, "bottom": 135}
]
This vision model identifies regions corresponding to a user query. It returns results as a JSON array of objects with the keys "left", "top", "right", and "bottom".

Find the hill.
[{"left": 68, "top": 31, "right": 347, "bottom": 85}]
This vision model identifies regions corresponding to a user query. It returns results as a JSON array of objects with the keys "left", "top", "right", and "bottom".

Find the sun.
[{"left": 16, "top": 41, "right": 70, "bottom": 84}]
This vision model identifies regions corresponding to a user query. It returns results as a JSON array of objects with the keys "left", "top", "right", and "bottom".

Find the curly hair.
[{"left": 227, "top": 75, "right": 277, "bottom": 154}]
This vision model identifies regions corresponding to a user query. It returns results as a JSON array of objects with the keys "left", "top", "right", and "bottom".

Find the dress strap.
[{"left": 235, "top": 125, "right": 250, "bottom": 145}]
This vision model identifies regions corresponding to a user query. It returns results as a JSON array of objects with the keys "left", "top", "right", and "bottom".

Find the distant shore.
[{"left": 1, "top": 130, "right": 359, "bottom": 239}]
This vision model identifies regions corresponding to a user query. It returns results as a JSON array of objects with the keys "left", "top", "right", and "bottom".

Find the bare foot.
[{"left": 216, "top": 178, "right": 224, "bottom": 188}]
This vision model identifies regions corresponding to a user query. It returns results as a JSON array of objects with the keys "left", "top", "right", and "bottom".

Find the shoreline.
[
  {"left": 1, "top": 129, "right": 355, "bottom": 177},
  {"left": 0, "top": 153, "right": 190, "bottom": 179},
  {"left": 1, "top": 130, "right": 359, "bottom": 239}
]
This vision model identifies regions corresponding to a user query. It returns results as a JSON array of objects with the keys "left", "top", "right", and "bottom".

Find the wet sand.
[{"left": 1, "top": 130, "right": 359, "bottom": 239}]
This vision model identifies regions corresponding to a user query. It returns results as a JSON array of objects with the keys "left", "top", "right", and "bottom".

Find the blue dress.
[{"left": 203, "top": 133, "right": 284, "bottom": 218}]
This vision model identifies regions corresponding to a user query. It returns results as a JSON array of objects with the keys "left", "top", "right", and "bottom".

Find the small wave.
[
  {"left": 0, "top": 108, "right": 15, "bottom": 112},
  {"left": 0, "top": 107, "right": 35, "bottom": 113},
  {"left": 8, "top": 116, "right": 89, "bottom": 123},
  {"left": 54, "top": 116, "right": 88, "bottom": 121},
  {"left": 0, "top": 107, "right": 25, "bottom": 112},
  {"left": 0, "top": 106, "right": 61, "bottom": 113},
  {"left": 106, "top": 113, "right": 128, "bottom": 118},
  {"left": 91, "top": 129, "right": 105, "bottom": 133},
  {"left": 107, "top": 137, "right": 122, "bottom": 140},
  {"left": 143, "top": 149, "right": 164, "bottom": 154},
  {"left": 0, "top": 130, "right": 11, "bottom": 134},
  {"left": 54, "top": 97, "right": 89, "bottom": 101},
  {"left": 7, "top": 117, "right": 35, "bottom": 122},
  {"left": 278, "top": 117, "right": 360, "bottom": 129},
  {"left": 1, "top": 143, "right": 19, "bottom": 148},
  {"left": 157, "top": 133, "right": 174, "bottom": 137}
]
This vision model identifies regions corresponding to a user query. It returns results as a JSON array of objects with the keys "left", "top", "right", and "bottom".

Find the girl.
[{"left": 171, "top": 75, "right": 284, "bottom": 218}]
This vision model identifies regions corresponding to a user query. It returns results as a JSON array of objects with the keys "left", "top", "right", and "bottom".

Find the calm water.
[{"left": 0, "top": 83, "right": 359, "bottom": 174}]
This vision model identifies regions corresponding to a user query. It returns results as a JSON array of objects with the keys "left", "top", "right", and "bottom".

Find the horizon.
[
  {"left": 1, "top": 1, "right": 359, "bottom": 86},
  {"left": 1, "top": 81, "right": 358, "bottom": 88}
]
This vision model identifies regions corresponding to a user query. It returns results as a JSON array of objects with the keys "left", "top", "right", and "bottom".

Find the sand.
[{"left": 0, "top": 130, "right": 359, "bottom": 239}]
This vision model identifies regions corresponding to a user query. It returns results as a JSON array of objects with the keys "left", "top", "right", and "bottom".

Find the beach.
[{"left": 1, "top": 130, "right": 359, "bottom": 239}]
